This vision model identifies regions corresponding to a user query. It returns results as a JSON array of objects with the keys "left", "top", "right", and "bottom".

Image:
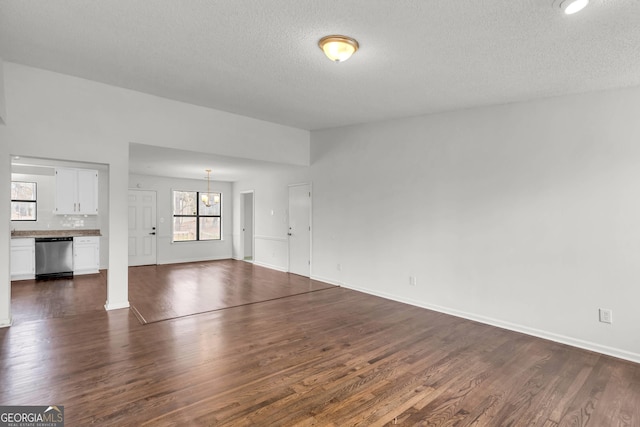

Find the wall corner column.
[
  {"left": 0, "top": 127, "right": 11, "bottom": 327},
  {"left": 105, "top": 157, "right": 129, "bottom": 311}
]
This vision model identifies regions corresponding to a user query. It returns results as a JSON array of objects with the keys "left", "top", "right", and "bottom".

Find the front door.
[
  {"left": 288, "top": 184, "right": 311, "bottom": 277},
  {"left": 128, "top": 189, "right": 157, "bottom": 266}
]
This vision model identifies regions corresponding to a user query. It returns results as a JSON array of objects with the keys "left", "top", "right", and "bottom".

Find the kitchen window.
[
  {"left": 172, "top": 190, "right": 221, "bottom": 242},
  {"left": 11, "top": 181, "right": 37, "bottom": 221}
]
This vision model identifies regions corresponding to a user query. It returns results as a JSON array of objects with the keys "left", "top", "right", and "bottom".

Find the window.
[
  {"left": 11, "top": 181, "right": 37, "bottom": 221},
  {"left": 172, "top": 190, "right": 221, "bottom": 241}
]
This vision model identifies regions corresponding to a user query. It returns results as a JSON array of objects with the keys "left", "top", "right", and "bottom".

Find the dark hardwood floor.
[
  {"left": 129, "top": 260, "right": 335, "bottom": 324},
  {"left": 10, "top": 270, "right": 106, "bottom": 323},
  {"left": 3, "top": 261, "right": 640, "bottom": 425}
]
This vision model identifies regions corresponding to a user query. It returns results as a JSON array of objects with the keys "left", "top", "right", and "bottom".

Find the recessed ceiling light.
[
  {"left": 557, "top": 0, "right": 589, "bottom": 15},
  {"left": 318, "top": 35, "right": 359, "bottom": 62}
]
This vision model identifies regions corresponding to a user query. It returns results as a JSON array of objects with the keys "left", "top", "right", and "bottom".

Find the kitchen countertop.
[{"left": 11, "top": 229, "right": 102, "bottom": 238}]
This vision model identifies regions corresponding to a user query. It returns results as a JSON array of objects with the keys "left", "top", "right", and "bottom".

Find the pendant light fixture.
[
  {"left": 318, "top": 35, "right": 359, "bottom": 62},
  {"left": 201, "top": 169, "right": 212, "bottom": 207}
]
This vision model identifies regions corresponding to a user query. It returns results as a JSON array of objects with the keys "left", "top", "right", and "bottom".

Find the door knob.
[
  {"left": 287, "top": 233, "right": 292, "bottom": 236},
  {"left": 149, "top": 232, "right": 156, "bottom": 235}
]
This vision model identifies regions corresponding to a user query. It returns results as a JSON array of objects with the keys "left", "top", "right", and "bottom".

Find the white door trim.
[
  {"left": 240, "top": 190, "right": 255, "bottom": 262},
  {"left": 288, "top": 183, "right": 312, "bottom": 277}
]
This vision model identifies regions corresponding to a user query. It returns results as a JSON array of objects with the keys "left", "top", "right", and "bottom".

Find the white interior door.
[
  {"left": 128, "top": 189, "right": 157, "bottom": 266},
  {"left": 288, "top": 184, "right": 311, "bottom": 277},
  {"left": 241, "top": 191, "right": 254, "bottom": 261}
]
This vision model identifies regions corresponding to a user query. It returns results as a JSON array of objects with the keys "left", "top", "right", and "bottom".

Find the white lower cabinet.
[
  {"left": 11, "top": 238, "right": 36, "bottom": 281},
  {"left": 73, "top": 236, "right": 100, "bottom": 275}
]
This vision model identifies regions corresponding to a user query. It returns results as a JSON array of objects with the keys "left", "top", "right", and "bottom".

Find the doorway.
[
  {"left": 241, "top": 191, "right": 254, "bottom": 262},
  {"left": 128, "top": 189, "right": 157, "bottom": 266},
  {"left": 288, "top": 183, "right": 311, "bottom": 277}
]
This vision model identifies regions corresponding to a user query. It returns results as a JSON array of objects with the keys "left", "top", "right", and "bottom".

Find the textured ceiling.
[
  {"left": 1, "top": 0, "right": 639, "bottom": 131},
  {"left": 128, "top": 143, "right": 308, "bottom": 182}
]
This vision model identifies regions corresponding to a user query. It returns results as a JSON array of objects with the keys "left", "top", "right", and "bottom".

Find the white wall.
[
  {"left": 232, "top": 167, "right": 310, "bottom": 271},
  {"left": 0, "top": 62, "right": 310, "bottom": 323},
  {"left": 0, "top": 60, "right": 7, "bottom": 324},
  {"left": 311, "top": 85, "right": 640, "bottom": 363},
  {"left": 129, "top": 174, "right": 233, "bottom": 264},
  {"left": 0, "top": 59, "right": 6, "bottom": 124},
  {"left": 0, "top": 127, "right": 10, "bottom": 325}
]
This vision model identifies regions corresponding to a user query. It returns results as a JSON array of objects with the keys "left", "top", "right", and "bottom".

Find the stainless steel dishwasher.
[{"left": 35, "top": 237, "right": 74, "bottom": 279}]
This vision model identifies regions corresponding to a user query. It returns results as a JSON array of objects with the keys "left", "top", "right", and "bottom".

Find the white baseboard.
[
  {"left": 74, "top": 269, "right": 99, "bottom": 276},
  {"left": 337, "top": 281, "right": 640, "bottom": 365},
  {"left": 253, "top": 261, "right": 288, "bottom": 273},
  {"left": 104, "top": 301, "right": 130, "bottom": 311},
  {"left": 310, "top": 275, "right": 343, "bottom": 287},
  {"left": 157, "top": 255, "right": 231, "bottom": 265},
  {"left": 11, "top": 274, "right": 35, "bottom": 281}
]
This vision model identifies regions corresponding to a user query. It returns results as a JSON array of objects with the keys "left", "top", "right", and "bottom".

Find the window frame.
[
  {"left": 11, "top": 181, "right": 37, "bottom": 222},
  {"left": 172, "top": 190, "right": 222, "bottom": 242}
]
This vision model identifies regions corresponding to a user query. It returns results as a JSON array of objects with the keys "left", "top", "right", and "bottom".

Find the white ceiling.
[
  {"left": 11, "top": 146, "right": 304, "bottom": 182},
  {"left": 2, "top": 0, "right": 639, "bottom": 179},
  {"left": 128, "top": 143, "right": 307, "bottom": 182}
]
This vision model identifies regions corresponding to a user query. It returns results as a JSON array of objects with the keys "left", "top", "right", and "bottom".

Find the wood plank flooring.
[
  {"left": 10, "top": 271, "right": 106, "bottom": 323},
  {"left": 129, "top": 260, "right": 336, "bottom": 323},
  {"left": 3, "top": 261, "right": 640, "bottom": 425}
]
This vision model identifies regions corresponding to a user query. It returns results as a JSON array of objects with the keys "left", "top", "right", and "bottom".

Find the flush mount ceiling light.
[
  {"left": 555, "top": 0, "right": 589, "bottom": 15},
  {"left": 318, "top": 35, "right": 359, "bottom": 62}
]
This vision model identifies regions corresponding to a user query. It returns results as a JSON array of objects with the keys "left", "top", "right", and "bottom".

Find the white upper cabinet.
[
  {"left": 55, "top": 167, "right": 98, "bottom": 215},
  {"left": 76, "top": 169, "right": 99, "bottom": 214},
  {"left": 54, "top": 168, "right": 77, "bottom": 214}
]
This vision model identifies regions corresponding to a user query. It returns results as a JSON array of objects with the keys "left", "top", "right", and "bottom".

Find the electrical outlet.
[
  {"left": 336, "top": 263, "right": 342, "bottom": 271},
  {"left": 409, "top": 276, "right": 417, "bottom": 286},
  {"left": 599, "top": 308, "right": 612, "bottom": 324}
]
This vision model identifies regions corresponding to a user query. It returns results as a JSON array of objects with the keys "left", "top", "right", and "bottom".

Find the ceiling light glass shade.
[
  {"left": 201, "top": 193, "right": 220, "bottom": 206},
  {"left": 318, "top": 35, "right": 359, "bottom": 62},
  {"left": 561, "top": 0, "right": 589, "bottom": 14}
]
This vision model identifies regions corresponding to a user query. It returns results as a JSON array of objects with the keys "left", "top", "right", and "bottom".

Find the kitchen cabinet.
[
  {"left": 11, "top": 238, "right": 35, "bottom": 281},
  {"left": 55, "top": 167, "right": 98, "bottom": 215},
  {"left": 73, "top": 236, "right": 100, "bottom": 275}
]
